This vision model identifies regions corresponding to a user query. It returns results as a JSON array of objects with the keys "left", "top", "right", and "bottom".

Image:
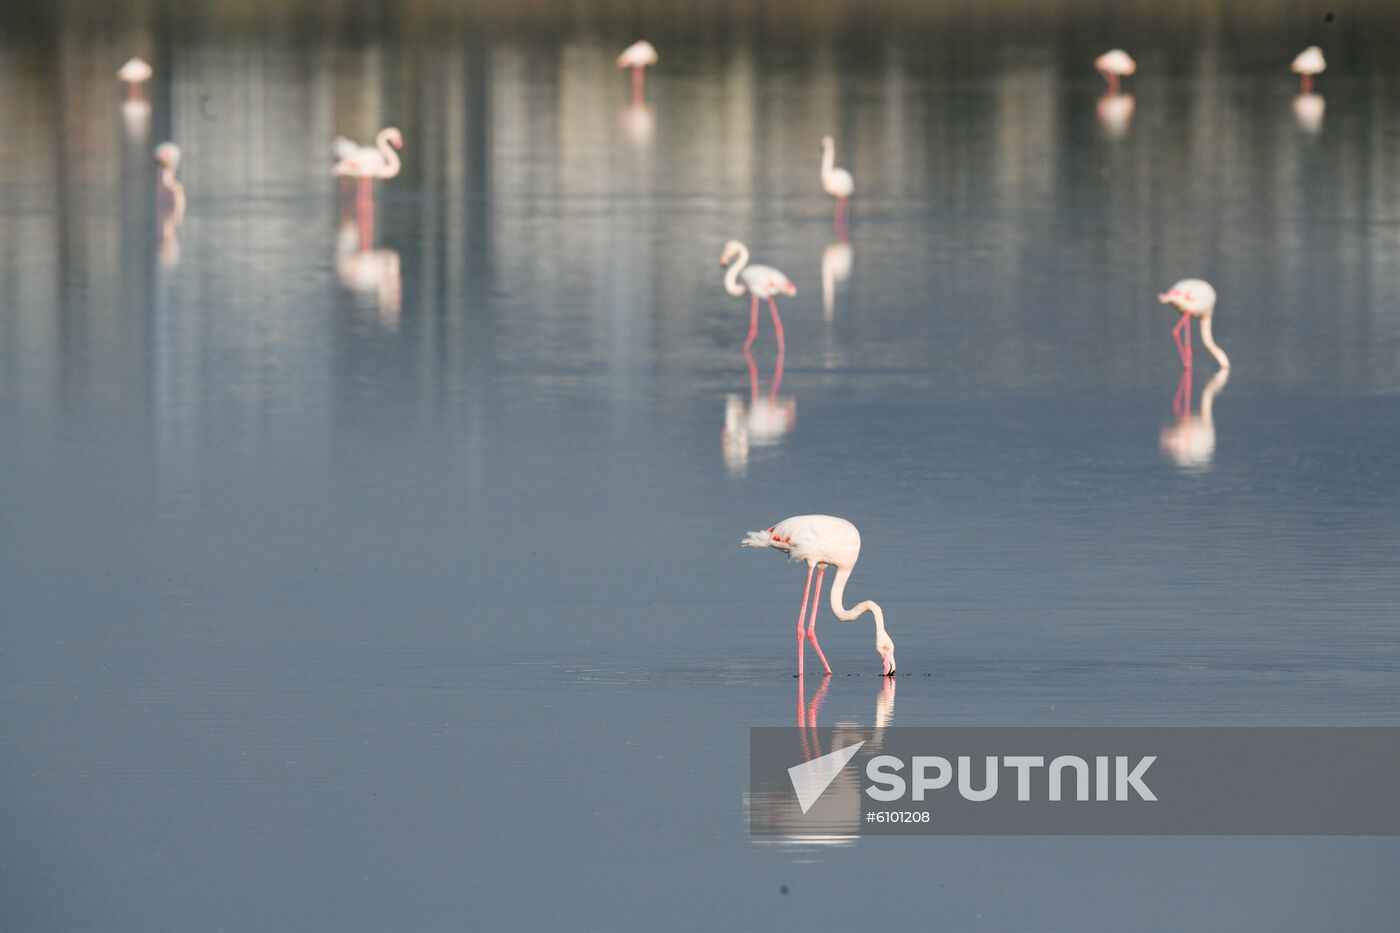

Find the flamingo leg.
[
  {"left": 795, "top": 564, "right": 814, "bottom": 678},
  {"left": 806, "top": 565, "right": 833, "bottom": 675},
  {"left": 1173, "top": 367, "right": 1190, "bottom": 418},
  {"left": 767, "top": 297, "right": 785, "bottom": 354},
  {"left": 1182, "top": 316, "right": 1193, "bottom": 368},
  {"left": 632, "top": 67, "right": 645, "bottom": 104},
  {"left": 770, "top": 337, "right": 785, "bottom": 399},
  {"left": 744, "top": 297, "right": 759, "bottom": 351},
  {"left": 1171, "top": 315, "right": 1191, "bottom": 367},
  {"left": 1108, "top": 73, "right": 1120, "bottom": 96},
  {"left": 1301, "top": 74, "right": 1313, "bottom": 95}
]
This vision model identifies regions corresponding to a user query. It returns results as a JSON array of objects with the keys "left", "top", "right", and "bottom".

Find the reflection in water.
[
  {"left": 722, "top": 347, "right": 795, "bottom": 475},
  {"left": 1161, "top": 368, "right": 1229, "bottom": 471},
  {"left": 820, "top": 240, "right": 852, "bottom": 320},
  {"left": 1294, "top": 94, "right": 1325, "bottom": 135},
  {"left": 336, "top": 221, "right": 403, "bottom": 328},
  {"left": 618, "top": 101, "right": 655, "bottom": 147},
  {"left": 1096, "top": 93, "right": 1135, "bottom": 139},
  {"left": 121, "top": 98, "right": 151, "bottom": 139},
  {"left": 745, "top": 676, "right": 896, "bottom": 847}
]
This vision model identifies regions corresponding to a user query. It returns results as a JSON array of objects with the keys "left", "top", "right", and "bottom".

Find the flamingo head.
[
  {"left": 877, "top": 632, "right": 896, "bottom": 677},
  {"left": 720, "top": 240, "right": 745, "bottom": 267},
  {"left": 1158, "top": 278, "right": 1217, "bottom": 316},
  {"left": 820, "top": 135, "right": 834, "bottom": 151},
  {"left": 153, "top": 141, "right": 181, "bottom": 169},
  {"left": 782, "top": 280, "right": 797, "bottom": 297},
  {"left": 384, "top": 128, "right": 405, "bottom": 150}
]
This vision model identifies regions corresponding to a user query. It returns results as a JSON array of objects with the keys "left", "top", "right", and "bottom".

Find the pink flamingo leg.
[
  {"left": 1107, "top": 73, "right": 1120, "bottom": 95},
  {"left": 766, "top": 297, "right": 785, "bottom": 354},
  {"left": 1171, "top": 315, "right": 1192, "bottom": 368},
  {"left": 805, "top": 565, "right": 833, "bottom": 675},
  {"left": 770, "top": 338, "right": 785, "bottom": 398},
  {"left": 1172, "top": 367, "right": 1190, "bottom": 418},
  {"left": 1301, "top": 74, "right": 1313, "bottom": 95},
  {"left": 632, "top": 67, "right": 645, "bottom": 104},
  {"left": 795, "top": 564, "right": 814, "bottom": 678},
  {"left": 744, "top": 297, "right": 759, "bottom": 351},
  {"left": 1182, "top": 316, "right": 1193, "bottom": 368}
]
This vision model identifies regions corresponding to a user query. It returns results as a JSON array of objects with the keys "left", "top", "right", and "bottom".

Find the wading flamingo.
[
  {"left": 154, "top": 142, "right": 186, "bottom": 218},
  {"left": 721, "top": 240, "right": 795, "bottom": 353},
  {"left": 333, "top": 128, "right": 403, "bottom": 245},
  {"left": 118, "top": 57, "right": 152, "bottom": 99},
  {"left": 1094, "top": 50, "right": 1136, "bottom": 96},
  {"left": 1292, "top": 46, "right": 1326, "bottom": 94},
  {"left": 617, "top": 41, "right": 658, "bottom": 104},
  {"left": 742, "top": 515, "right": 897, "bottom": 677},
  {"left": 1159, "top": 279, "right": 1230, "bottom": 371},
  {"left": 820, "top": 136, "right": 854, "bottom": 238}
]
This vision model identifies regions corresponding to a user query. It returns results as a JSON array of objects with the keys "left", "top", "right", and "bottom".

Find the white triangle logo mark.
[{"left": 787, "top": 741, "right": 865, "bottom": 814}]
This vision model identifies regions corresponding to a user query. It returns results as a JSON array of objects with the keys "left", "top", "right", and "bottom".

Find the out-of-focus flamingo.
[
  {"left": 742, "top": 515, "right": 897, "bottom": 677},
  {"left": 1096, "top": 92, "right": 1135, "bottom": 138},
  {"left": 333, "top": 128, "right": 404, "bottom": 241},
  {"left": 1094, "top": 49, "right": 1136, "bottom": 95},
  {"left": 154, "top": 142, "right": 186, "bottom": 219},
  {"left": 1293, "top": 93, "right": 1325, "bottom": 134},
  {"left": 1159, "top": 279, "right": 1231, "bottom": 371},
  {"left": 118, "top": 58, "right": 152, "bottom": 99},
  {"left": 722, "top": 347, "right": 795, "bottom": 475},
  {"left": 1161, "top": 369, "right": 1229, "bottom": 471},
  {"left": 821, "top": 241, "right": 852, "bottom": 320},
  {"left": 721, "top": 240, "right": 795, "bottom": 353},
  {"left": 1292, "top": 46, "right": 1326, "bottom": 94},
  {"left": 616, "top": 41, "right": 658, "bottom": 104},
  {"left": 820, "top": 136, "right": 854, "bottom": 238}
]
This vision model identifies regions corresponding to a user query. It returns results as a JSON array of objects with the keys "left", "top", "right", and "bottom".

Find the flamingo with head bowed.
[
  {"left": 721, "top": 240, "right": 795, "bottom": 353},
  {"left": 742, "top": 515, "right": 896, "bottom": 677},
  {"left": 118, "top": 57, "right": 152, "bottom": 98},
  {"left": 1292, "top": 46, "right": 1326, "bottom": 94},
  {"left": 617, "top": 41, "right": 658, "bottom": 103},
  {"left": 1159, "top": 279, "right": 1230, "bottom": 371},
  {"left": 820, "top": 136, "right": 854, "bottom": 238},
  {"left": 1094, "top": 50, "right": 1136, "bottom": 96},
  {"left": 333, "top": 128, "right": 403, "bottom": 240}
]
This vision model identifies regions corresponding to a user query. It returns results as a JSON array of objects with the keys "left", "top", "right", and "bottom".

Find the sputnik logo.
[{"left": 787, "top": 741, "right": 865, "bottom": 814}]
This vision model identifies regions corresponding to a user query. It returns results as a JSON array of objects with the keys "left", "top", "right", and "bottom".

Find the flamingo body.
[
  {"left": 616, "top": 41, "right": 658, "bottom": 69},
  {"left": 1095, "top": 49, "right": 1136, "bottom": 95},
  {"left": 118, "top": 57, "right": 153, "bottom": 85},
  {"left": 742, "top": 515, "right": 896, "bottom": 676},
  {"left": 332, "top": 127, "right": 404, "bottom": 180},
  {"left": 1291, "top": 46, "right": 1326, "bottom": 93}
]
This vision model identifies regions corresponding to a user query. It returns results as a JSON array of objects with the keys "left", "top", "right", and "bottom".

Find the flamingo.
[
  {"left": 333, "top": 128, "right": 403, "bottom": 244},
  {"left": 742, "top": 515, "right": 897, "bottom": 677},
  {"left": 616, "top": 41, "right": 658, "bottom": 104},
  {"left": 154, "top": 142, "right": 186, "bottom": 219},
  {"left": 721, "top": 240, "right": 795, "bottom": 353},
  {"left": 118, "top": 57, "right": 152, "bottom": 99},
  {"left": 1159, "top": 279, "right": 1231, "bottom": 371},
  {"left": 1094, "top": 50, "right": 1136, "bottom": 96},
  {"left": 820, "top": 136, "right": 854, "bottom": 238},
  {"left": 1292, "top": 46, "right": 1326, "bottom": 95}
]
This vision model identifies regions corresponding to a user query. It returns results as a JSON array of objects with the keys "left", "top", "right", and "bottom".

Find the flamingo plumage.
[
  {"left": 1291, "top": 46, "right": 1326, "bottom": 94},
  {"left": 617, "top": 40, "right": 658, "bottom": 103},
  {"left": 721, "top": 240, "right": 795, "bottom": 353},
  {"left": 1094, "top": 49, "right": 1136, "bottom": 95},
  {"left": 820, "top": 136, "right": 854, "bottom": 238},
  {"left": 742, "top": 515, "right": 896, "bottom": 677},
  {"left": 1158, "top": 278, "right": 1231, "bottom": 371}
]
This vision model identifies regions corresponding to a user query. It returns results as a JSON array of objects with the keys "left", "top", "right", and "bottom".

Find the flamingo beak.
[
  {"left": 881, "top": 651, "right": 896, "bottom": 677},
  {"left": 1158, "top": 292, "right": 1173, "bottom": 304},
  {"left": 786, "top": 284, "right": 797, "bottom": 296}
]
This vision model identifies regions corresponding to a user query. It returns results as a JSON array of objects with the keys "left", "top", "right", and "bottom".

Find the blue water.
[{"left": 2, "top": 3, "right": 1399, "bottom": 929}]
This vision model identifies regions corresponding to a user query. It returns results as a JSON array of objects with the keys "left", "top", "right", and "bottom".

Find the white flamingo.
[
  {"left": 1094, "top": 49, "right": 1136, "bottom": 95},
  {"left": 333, "top": 128, "right": 403, "bottom": 239},
  {"left": 1292, "top": 46, "right": 1326, "bottom": 94},
  {"left": 118, "top": 57, "right": 152, "bottom": 98},
  {"left": 616, "top": 41, "right": 658, "bottom": 103},
  {"left": 1159, "top": 279, "right": 1231, "bottom": 371},
  {"left": 721, "top": 241, "right": 796, "bottom": 353},
  {"left": 742, "top": 515, "right": 897, "bottom": 677},
  {"left": 820, "top": 136, "right": 854, "bottom": 237}
]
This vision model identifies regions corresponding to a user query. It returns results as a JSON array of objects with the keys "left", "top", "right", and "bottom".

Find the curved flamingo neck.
[
  {"left": 1199, "top": 315, "right": 1230, "bottom": 370},
  {"left": 375, "top": 130, "right": 401, "bottom": 179},
  {"left": 724, "top": 244, "right": 749, "bottom": 296},
  {"left": 829, "top": 564, "right": 886, "bottom": 639},
  {"left": 821, "top": 145, "right": 836, "bottom": 182}
]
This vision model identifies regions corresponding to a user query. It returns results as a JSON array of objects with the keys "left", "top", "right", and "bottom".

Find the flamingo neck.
[
  {"left": 829, "top": 564, "right": 887, "bottom": 639},
  {"left": 1200, "top": 369, "right": 1229, "bottom": 423},
  {"left": 375, "top": 130, "right": 401, "bottom": 179},
  {"left": 1199, "top": 315, "right": 1230, "bottom": 370},
  {"left": 821, "top": 145, "right": 835, "bottom": 182},
  {"left": 724, "top": 245, "right": 749, "bottom": 296}
]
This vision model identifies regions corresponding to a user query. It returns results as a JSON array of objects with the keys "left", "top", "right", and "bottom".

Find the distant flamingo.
[
  {"left": 1292, "top": 46, "right": 1326, "bottom": 94},
  {"left": 721, "top": 240, "right": 795, "bottom": 353},
  {"left": 118, "top": 57, "right": 152, "bottom": 99},
  {"left": 820, "top": 136, "right": 854, "bottom": 238},
  {"left": 1094, "top": 50, "right": 1136, "bottom": 96},
  {"left": 333, "top": 128, "right": 403, "bottom": 245},
  {"left": 616, "top": 41, "right": 658, "bottom": 104},
  {"left": 154, "top": 142, "right": 185, "bottom": 218},
  {"left": 1159, "top": 279, "right": 1231, "bottom": 371},
  {"left": 742, "top": 515, "right": 897, "bottom": 677}
]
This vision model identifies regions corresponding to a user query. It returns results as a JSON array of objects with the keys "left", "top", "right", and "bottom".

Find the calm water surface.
[{"left": 2, "top": 2, "right": 1399, "bottom": 929}]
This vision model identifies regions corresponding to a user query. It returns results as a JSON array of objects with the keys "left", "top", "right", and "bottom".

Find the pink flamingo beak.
[
  {"left": 1158, "top": 291, "right": 1174, "bottom": 304},
  {"left": 785, "top": 284, "right": 797, "bottom": 296}
]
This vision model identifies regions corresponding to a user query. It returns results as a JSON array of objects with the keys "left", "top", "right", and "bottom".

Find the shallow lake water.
[{"left": 2, "top": 1, "right": 1399, "bottom": 928}]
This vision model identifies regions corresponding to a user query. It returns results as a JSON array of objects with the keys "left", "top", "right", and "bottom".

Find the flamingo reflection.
[
  {"left": 1096, "top": 92, "right": 1135, "bottom": 138},
  {"left": 722, "top": 346, "right": 795, "bottom": 475},
  {"left": 619, "top": 101, "right": 655, "bottom": 147},
  {"left": 1293, "top": 93, "right": 1325, "bottom": 134},
  {"left": 336, "top": 220, "right": 403, "bottom": 328},
  {"left": 820, "top": 240, "right": 851, "bottom": 319},
  {"left": 1161, "top": 368, "right": 1228, "bottom": 471},
  {"left": 155, "top": 143, "right": 185, "bottom": 270}
]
